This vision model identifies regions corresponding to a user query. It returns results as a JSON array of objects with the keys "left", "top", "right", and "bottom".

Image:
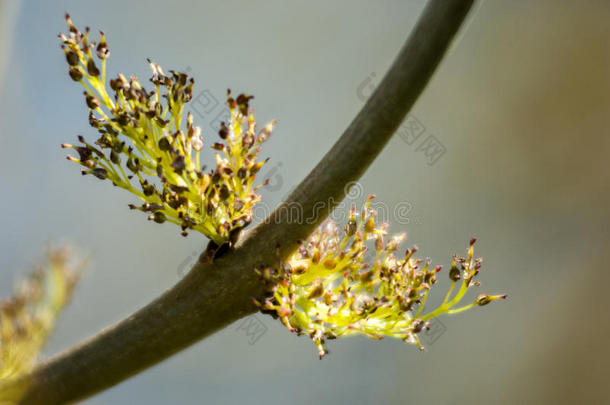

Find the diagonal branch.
[{"left": 2, "top": 1, "right": 475, "bottom": 403}]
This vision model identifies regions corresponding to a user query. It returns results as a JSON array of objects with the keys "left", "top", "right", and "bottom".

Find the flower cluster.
[
  {"left": 255, "top": 196, "right": 506, "bottom": 358},
  {"left": 59, "top": 15, "right": 274, "bottom": 245},
  {"left": 0, "top": 248, "right": 82, "bottom": 379}
]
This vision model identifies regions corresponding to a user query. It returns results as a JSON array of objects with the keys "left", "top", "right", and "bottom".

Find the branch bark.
[{"left": 2, "top": 1, "right": 474, "bottom": 403}]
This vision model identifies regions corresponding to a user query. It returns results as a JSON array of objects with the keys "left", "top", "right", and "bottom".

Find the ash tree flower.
[
  {"left": 254, "top": 196, "right": 506, "bottom": 358},
  {"left": 59, "top": 14, "right": 275, "bottom": 245},
  {"left": 55, "top": 14, "right": 506, "bottom": 365},
  {"left": 0, "top": 248, "right": 82, "bottom": 379}
]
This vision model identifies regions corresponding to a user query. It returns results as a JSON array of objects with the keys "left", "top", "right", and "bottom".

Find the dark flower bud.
[
  {"left": 87, "top": 58, "right": 100, "bottom": 76},
  {"left": 143, "top": 203, "right": 164, "bottom": 212},
  {"left": 88, "top": 112, "right": 101, "bottom": 129},
  {"left": 141, "top": 181, "right": 155, "bottom": 196},
  {"left": 126, "top": 157, "right": 140, "bottom": 173},
  {"left": 76, "top": 147, "right": 92, "bottom": 161},
  {"left": 158, "top": 137, "right": 171, "bottom": 151},
  {"left": 398, "top": 296, "right": 414, "bottom": 312},
  {"left": 184, "top": 80, "right": 194, "bottom": 102},
  {"left": 449, "top": 256, "right": 460, "bottom": 281},
  {"left": 171, "top": 156, "right": 186, "bottom": 174},
  {"left": 108, "top": 150, "right": 119, "bottom": 164},
  {"left": 92, "top": 168, "right": 108, "bottom": 180},
  {"left": 211, "top": 172, "right": 221, "bottom": 184},
  {"left": 69, "top": 66, "right": 83, "bottom": 81},
  {"left": 111, "top": 141, "right": 124, "bottom": 154},
  {"left": 65, "top": 51, "right": 79, "bottom": 66},
  {"left": 218, "top": 122, "right": 229, "bottom": 139},
  {"left": 345, "top": 218, "right": 357, "bottom": 236},
  {"left": 250, "top": 161, "right": 264, "bottom": 175},
  {"left": 96, "top": 31, "right": 110, "bottom": 59},
  {"left": 109, "top": 78, "right": 121, "bottom": 91},
  {"left": 155, "top": 117, "right": 168, "bottom": 128},
  {"left": 235, "top": 94, "right": 254, "bottom": 115},
  {"left": 169, "top": 184, "right": 188, "bottom": 194},
  {"left": 359, "top": 269, "right": 374, "bottom": 284},
  {"left": 149, "top": 212, "right": 166, "bottom": 224},
  {"left": 116, "top": 113, "right": 129, "bottom": 127},
  {"left": 219, "top": 184, "right": 230, "bottom": 200},
  {"left": 307, "top": 279, "right": 324, "bottom": 299},
  {"left": 85, "top": 93, "right": 100, "bottom": 109},
  {"left": 411, "top": 319, "right": 425, "bottom": 334}
]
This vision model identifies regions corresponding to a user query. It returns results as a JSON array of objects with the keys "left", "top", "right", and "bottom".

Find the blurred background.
[{"left": 1, "top": 0, "right": 609, "bottom": 403}]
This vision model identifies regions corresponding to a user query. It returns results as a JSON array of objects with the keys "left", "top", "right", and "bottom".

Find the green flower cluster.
[
  {"left": 255, "top": 196, "right": 506, "bottom": 358},
  {"left": 0, "top": 248, "right": 82, "bottom": 379},
  {"left": 59, "top": 15, "right": 274, "bottom": 245}
]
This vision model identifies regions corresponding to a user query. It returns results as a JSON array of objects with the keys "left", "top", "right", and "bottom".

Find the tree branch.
[{"left": 2, "top": 1, "right": 474, "bottom": 403}]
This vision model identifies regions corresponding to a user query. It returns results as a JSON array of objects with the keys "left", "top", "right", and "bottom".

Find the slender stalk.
[{"left": 1, "top": 1, "right": 475, "bottom": 403}]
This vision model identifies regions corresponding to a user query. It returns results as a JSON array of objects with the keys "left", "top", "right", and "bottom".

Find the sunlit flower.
[
  {"left": 0, "top": 248, "right": 82, "bottom": 378},
  {"left": 255, "top": 196, "right": 506, "bottom": 358},
  {"left": 60, "top": 15, "right": 274, "bottom": 245}
]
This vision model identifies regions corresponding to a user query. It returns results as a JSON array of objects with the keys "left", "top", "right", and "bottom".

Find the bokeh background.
[{"left": 1, "top": 0, "right": 609, "bottom": 403}]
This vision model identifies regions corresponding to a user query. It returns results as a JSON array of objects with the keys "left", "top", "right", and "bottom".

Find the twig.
[{"left": 2, "top": 1, "right": 474, "bottom": 402}]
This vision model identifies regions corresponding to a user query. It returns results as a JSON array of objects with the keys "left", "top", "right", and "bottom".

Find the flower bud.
[
  {"left": 307, "top": 279, "right": 324, "bottom": 299},
  {"left": 92, "top": 168, "right": 108, "bottom": 180},
  {"left": 65, "top": 50, "right": 79, "bottom": 66},
  {"left": 85, "top": 93, "right": 100, "bottom": 109},
  {"left": 87, "top": 58, "right": 100, "bottom": 76},
  {"left": 96, "top": 31, "right": 110, "bottom": 59},
  {"left": 411, "top": 319, "right": 425, "bottom": 334},
  {"left": 69, "top": 66, "right": 83, "bottom": 81},
  {"left": 257, "top": 120, "right": 276, "bottom": 142},
  {"left": 476, "top": 293, "right": 507, "bottom": 306},
  {"left": 192, "top": 127, "right": 203, "bottom": 151},
  {"left": 449, "top": 256, "right": 460, "bottom": 281}
]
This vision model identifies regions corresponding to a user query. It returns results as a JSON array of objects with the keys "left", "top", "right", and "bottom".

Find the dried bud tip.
[{"left": 475, "top": 293, "right": 507, "bottom": 306}]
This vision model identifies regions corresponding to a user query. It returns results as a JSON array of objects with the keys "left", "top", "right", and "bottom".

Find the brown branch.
[{"left": 2, "top": 1, "right": 475, "bottom": 403}]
